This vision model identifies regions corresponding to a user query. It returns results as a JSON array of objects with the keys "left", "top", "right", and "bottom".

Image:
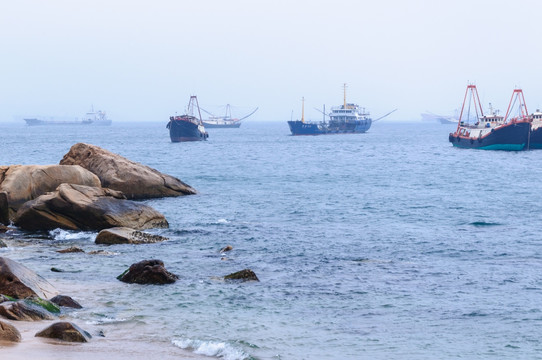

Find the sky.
[{"left": 1, "top": 0, "right": 542, "bottom": 123}]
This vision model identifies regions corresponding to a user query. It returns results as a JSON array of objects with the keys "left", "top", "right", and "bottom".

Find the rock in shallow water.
[
  {"left": 118, "top": 259, "right": 178, "bottom": 285},
  {"left": 0, "top": 257, "right": 58, "bottom": 300},
  {"left": 35, "top": 322, "right": 91, "bottom": 342},
  {"left": 50, "top": 295, "right": 83, "bottom": 309},
  {"left": 224, "top": 269, "right": 259, "bottom": 282},
  {"left": 95, "top": 227, "right": 169, "bottom": 245}
]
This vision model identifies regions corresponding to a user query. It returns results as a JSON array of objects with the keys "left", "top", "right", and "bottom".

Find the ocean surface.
[{"left": 1, "top": 120, "right": 542, "bottom": 359}]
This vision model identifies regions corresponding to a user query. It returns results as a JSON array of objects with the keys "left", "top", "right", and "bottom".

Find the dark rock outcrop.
[
  {"left": 0, "top": 239, "right": 6, "bottom": 248},
  {"left": 0, "top": 191, "right": 8, "bottom": 225},
  {"left": 220, "top": 245, "right": 233, "bottom": 253},
  {"left": 0, "top": 320, "right": 21, "bottom": 342},
  {"left": 224, "top": 269, "right": 259, "bottom": 282},
  {"left": 14, "top": 184, "right": 169, "bottom": 231},
  {"left": 50, "top": 295, "right": 82, "bottom": 309},
  {"left": 95, "top": 227, "right": 169, "bottom": 245},
  {"left": 0, "top": 257, "right": 58, "bottom": 299},
  {"left": 0, "top": 165, "right": 101, "bottom": 220},
  {"left": 118, "top": 259, "right": 178, "bottom": 285},
  {"left": 60, "top": 143, "right": 197, "bottom": 199},
  {"left": 35, "top": 322, "right": 91, "bottom": 342}
]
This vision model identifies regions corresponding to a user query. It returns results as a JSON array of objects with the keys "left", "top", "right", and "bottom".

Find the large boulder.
[
  {"left": 95, "top": 227, "right": 169, "bottom": 245},
  {"left": 60, "top": 143, "right": 197, "bottom": 199},
  {"left": 0, "top": 257, "right": 58, "bottom": 299},
  {"left": 35, "top": 322, "right": 91, "bottom": 342},
  {"left": 0, "top": 165, "right": 101, "bottom": 220},
  {"left": 118, "top": 259, "right": 178, "bottom": 284},
  {"left": 0, "top": 320, "right": 21, "bottom": 342},
  {"left": 14, "top": 184, "right": 169, "bottom": 231}
]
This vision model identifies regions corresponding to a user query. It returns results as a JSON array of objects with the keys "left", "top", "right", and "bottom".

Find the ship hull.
[
  {"left": 203, "top": 122, "right": 241, "bottom": 128},
  {"left": 287, "top": 119, "right": 372, "bottom": 136},
  {"left": 528, "top": 126, "right": 542, "bottom": 149},
  {"left": 168, "top": 119, "right": 208, "bottom": 142},
  {"left": 449, "top": 122, "right": 530, "bottom": 150}
]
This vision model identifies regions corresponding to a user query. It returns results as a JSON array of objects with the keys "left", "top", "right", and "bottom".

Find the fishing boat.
[
  {"left": 166, "top": 96, "right": 208, "bottom": 142},
  {"left": 287, "top": 84, "right": 373, "bottom": 136},
  {"left": 201, "top": 104, "right": 258, "bottom": 128},
  {"left": 529, "top": 109, "right": 542, "bottom": 149},
  {"left": 448, "top": 85, "right": 531, "bottom": 150}
]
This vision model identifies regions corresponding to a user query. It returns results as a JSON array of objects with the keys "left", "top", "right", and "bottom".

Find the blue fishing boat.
[
  {"left": 167, "top": 96, "right": 208, "bottom": 142},
  {"left": 448, "top": 85, "right": 531, "bottom": 151}
]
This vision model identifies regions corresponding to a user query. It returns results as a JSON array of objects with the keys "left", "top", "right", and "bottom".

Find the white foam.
[
  {"left": 49, "top": 228, "right": 96, "bottom": 241},
  {"left": 172, "top": 338, "right": 248, "bottom": 360},
  {"left": 217, "top": 219, "right": 229, "bottom": 224}
]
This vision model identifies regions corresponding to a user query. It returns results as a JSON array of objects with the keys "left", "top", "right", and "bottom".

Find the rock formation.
[
  {"left": 14, "top": 184, "right": 169, "bottom": 231},
  {"left": 0, "top": 165, "right": 100, "bottom": 220},
  {"left": 0, "top": 320, "right": 21, "bottom": 342},
  {"left": 95, "top": 227, "right": 169, "bottom": 245},
  {"left": 60, "top": 143, "right": 197, "bottom": 199}
]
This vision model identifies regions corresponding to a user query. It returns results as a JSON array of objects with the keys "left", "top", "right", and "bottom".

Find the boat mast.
[
  {"left": 504, "top": 89, "right": 529, "bottom": 122},
  {"left": 456, "top": 85, "right": 484, "bottom": 132},
  {"left": 343, "top": 83, "right": 347, "bottom": 108},
  {"left": 302, "top": 97, "right": 305, "bottom": 123}
]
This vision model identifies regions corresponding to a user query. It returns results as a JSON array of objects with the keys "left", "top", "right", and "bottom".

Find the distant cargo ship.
[
  {"left": 166, "top": 95, "right": 209, "bottom": 142},
  {"left": 288, "top": 84, "right": 372, "bottom": 136},
  {"left": 24, "top": 107, "right": 112, "bottom": 126},
  {"left": 421, "top": 112, "right": 457, "bottom": 124},
  {"left": 201, "top": 104, "right": 258, "bottom": 128}
]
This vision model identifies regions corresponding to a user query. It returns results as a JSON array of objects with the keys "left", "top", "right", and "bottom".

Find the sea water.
[{"left": 1, "top": 121, "right": 542, "bottom": 359}]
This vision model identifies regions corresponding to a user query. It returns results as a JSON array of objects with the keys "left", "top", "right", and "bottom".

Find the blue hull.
[
  {"left": 287, "top": 119, "right": 372, "bottom": 136},
  {"left": 449, "top": 122, "right": 530, "bottom": 150},
  {"left": 167, "top": 119, "right": 208, "bottom": 142}
]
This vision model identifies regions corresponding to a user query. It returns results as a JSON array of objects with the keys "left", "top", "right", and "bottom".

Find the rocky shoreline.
[{"left": 0, "top": 143, "right": 258, "bottom": 354}]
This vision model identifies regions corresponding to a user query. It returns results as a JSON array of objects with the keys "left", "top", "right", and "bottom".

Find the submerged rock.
[
  {"left": 0, "top": 320, "right": 21, "bottom": 342},
  {"left": 35, "top": 322, "right": 91, "bottom": 342},
  {"left": 56, "top": 246, "right": 85, "bottom": 254},
  {"left": 0, "top": 165, "right": 101, "bottom": 220},
  {"left": 50, "top": 295, "right": 83, "bottom": 309},
  {"left": 95, "top": 227, "right": 169, "bottom": 245},
  {"left": 220, "top": 245, "right": 233, "bottom": 253},
  {"left": 14, "top": 184, "right": 169, "bottom": 231},
  {"left": 224, "top": 269, "right": 259, "bottom": 282},
  {"left": 118, "top": 259, "right": 178, "bottom": 285},
  {"left": 0, "top": 257, "right": 58, "bottom": 299},
  {"left": 60, "top": 143, "right": 197, "bottom": 199}
]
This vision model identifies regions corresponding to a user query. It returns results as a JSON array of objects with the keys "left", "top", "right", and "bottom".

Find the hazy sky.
[{"left": 2, "top": 0, "right": 542, "bottom": 122}]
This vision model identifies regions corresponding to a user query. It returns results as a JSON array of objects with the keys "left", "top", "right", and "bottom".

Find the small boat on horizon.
[
  {"left": 166, "top": 96, "right": 209, "bottom": 142},
  {"left": 201, "top": 104, "right": 258, "bottom": 128},
  {"left": 421, "top": 111, "right": 457, "bottom": 124},
  {"left": 448, "top": 85, "right": 531, "bottom": 151},
  {"left": 24, "top": 106, "right": 112, "bottom": 126}
]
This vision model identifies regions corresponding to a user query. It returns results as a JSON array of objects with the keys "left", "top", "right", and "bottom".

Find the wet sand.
[{"left": 0, "top": 319, "right": 205, "bottom": 360}]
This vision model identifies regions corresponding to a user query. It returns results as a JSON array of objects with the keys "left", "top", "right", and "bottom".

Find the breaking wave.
[{"left": 172, "top": 337, "right": 249, "bottom": 360}]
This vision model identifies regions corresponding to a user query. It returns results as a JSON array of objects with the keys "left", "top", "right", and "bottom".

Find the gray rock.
[
  {"left": 118, "top": 259, "right": 178, "bottom": 285},
  {"left": 0, "top": 320, "right": 21, "bottom": 342},
  {"left": 14, "top": 184, "right": 169, "bottom": 231},
  {"left": 35, "top": 322, "right": 91, "bottom": 342},
  {"left": 95, "top": 227, "right": 169, "bottom": 245},
  {"left": 0, "top": 257, "right": 58, "bottom": 299},
  {"left": 56, "top": 246, "right": 85, "bottom": 254},
  {"left": 60, "top": 143, "right": 197, "bottom": 199}
]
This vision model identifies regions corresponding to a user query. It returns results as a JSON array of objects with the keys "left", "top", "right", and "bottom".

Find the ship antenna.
[
  {"left": 343, "top": 83, "right": 347, "bottom": 109},
  {"left": 301, "top": 97, "right": 305, "bottom": 123}
]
